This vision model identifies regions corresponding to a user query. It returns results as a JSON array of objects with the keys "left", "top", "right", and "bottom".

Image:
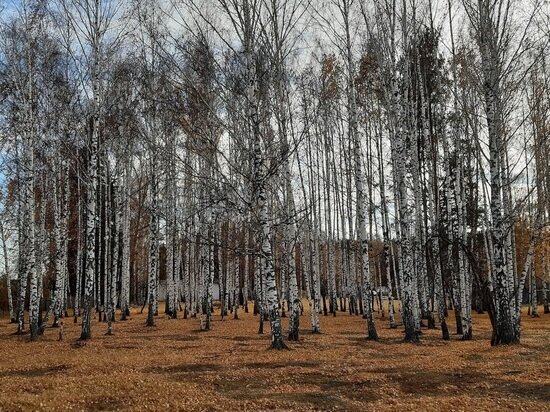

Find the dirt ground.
[{"left": 0, "top": 303, "right": 549, "bottom": 411}]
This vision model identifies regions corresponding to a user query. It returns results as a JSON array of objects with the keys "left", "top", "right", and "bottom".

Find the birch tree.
[
  {"left": 463, "top": 0, "right": 543, "bottom": 344},
  {"left": 55, "top": 0, "right": 123, "bottom": 340}
]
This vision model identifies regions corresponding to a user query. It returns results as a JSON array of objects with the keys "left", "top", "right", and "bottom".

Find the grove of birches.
[{"left": 0, "top": 0, "right": 549, "bottom": 350}]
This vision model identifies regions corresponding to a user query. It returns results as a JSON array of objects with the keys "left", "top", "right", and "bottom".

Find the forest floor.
[{"left": 0, "top": 302, "right": 549, "bottom": 411}]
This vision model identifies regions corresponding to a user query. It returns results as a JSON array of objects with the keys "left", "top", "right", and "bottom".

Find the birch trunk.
[
  {"left": 1, "top": 220, "right": 15, "bottom": 322},
  {"left": 25, "top": 139, "right": 38, "bottom": 341},
  {"left": 120, "top": 162, "right": 131, "bottom": 320},
  {"left": 339, "top": 0, "right": 378, "bottom": 339},
  {"left": 146, "top": 160, "right": 159, "bottom": 327}
]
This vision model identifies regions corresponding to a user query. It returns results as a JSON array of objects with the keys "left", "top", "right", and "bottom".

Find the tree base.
[
  {"left": 441, "top": 321, "right": 450, "bottom": 340},
  {"left": 491, "top": 330, "right": 520, "bottom": 346},
  {"left": 288, "top": 332, "right": 299, "bottom": 341},
  {"left": 404, "top": 334, "right": 420, "bottom": 343},
  {"left": 367, "top": 323, "right": 379, "bottom": 341},
  {"left": 270, "top": 340, "right": 289, "bottom": 350},
  {"left": 30, "top": 326, "right": 40, "bottom": 342},
  {"left": 403, "top": 326, "right": 420, "bottom": 342},
  {"left": 461, "top": 331, "right": 473, "bottom": 341}
]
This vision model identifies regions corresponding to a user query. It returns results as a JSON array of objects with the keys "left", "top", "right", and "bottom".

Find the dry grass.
[{"left": 0, "top": 302, "right": 549, "bottom": 411}]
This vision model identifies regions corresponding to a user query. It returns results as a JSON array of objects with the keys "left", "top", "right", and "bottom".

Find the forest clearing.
[{"left": 0, "top": 303, "right": 549, "bottom": 411}]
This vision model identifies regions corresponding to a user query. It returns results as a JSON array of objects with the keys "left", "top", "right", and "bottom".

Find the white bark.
[
  {"left": 0, "top": 220, "right": 15, "bottom": 322},
  {"left": 120, "top": 162, "right": 131, "bottom": 320}
]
